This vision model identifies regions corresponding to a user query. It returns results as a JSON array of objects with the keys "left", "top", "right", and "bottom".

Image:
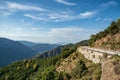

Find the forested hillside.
[
  {"left": 0, "top": 42, "right": 102, "bottom": 80},
  {"left": 0, "top": 43, "right": 77, "bottom": 80}
]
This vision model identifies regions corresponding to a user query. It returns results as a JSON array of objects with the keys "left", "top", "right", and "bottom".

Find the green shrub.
[
  {"left": 71, "top": 60, "right": 87, "bottom": 79},
  {"left": 93, "top": 64, "right": 101, "bottom": 80}
]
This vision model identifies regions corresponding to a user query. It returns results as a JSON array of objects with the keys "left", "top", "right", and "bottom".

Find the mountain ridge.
[
  {"left": 0, "top": 38, "right": 37, "bottom": 67},
  {"left": 19, "top": 41, "right": 59, "bottom": 53}
]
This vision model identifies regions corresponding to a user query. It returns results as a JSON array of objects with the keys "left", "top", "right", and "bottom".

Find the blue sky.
[{"left": 0, "top": 0, "right": 120, "bottom": 44}]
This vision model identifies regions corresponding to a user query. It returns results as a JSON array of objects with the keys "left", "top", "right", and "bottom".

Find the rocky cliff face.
[
  {"left": 100, "top": 56, "right": 120, "bottom": 80},
  {"left": 94, "top": 33, "right": 120, "bottom": 51}
]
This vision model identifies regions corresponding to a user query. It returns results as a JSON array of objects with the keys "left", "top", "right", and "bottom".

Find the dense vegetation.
[
  {"left": 0, "top": 42, "right": 102, "bottom": 80},
  {"left": 89, "top": 18, "right": 120, "bottom": 47},
  {"left": 0, "top": 44, "right": 77, "bottom": 80},
  {"left": 71, "top": 54, "right": 101, "bottom": 80},
  {"left": 58, "top": 51, "right": 102, "bottom": 80}
]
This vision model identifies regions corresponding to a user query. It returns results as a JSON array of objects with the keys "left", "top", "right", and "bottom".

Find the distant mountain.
[
  {"left": 31, "top": 44, "right": 59, "bottom": 53},
  {"left": 19, "top": 41, "right": 59, "bottom": 53},
  {"left": 0, "top": 38, "right": 37, "bottom": 67},
  {"left": 35, "top": 43, "right": 75, "bottom": 58},
  {"left": 35, "top": 46, "right": 62, "bottom": 58},
  {"left": 19, "top": 41, "right": 36, "bottom": 47}
]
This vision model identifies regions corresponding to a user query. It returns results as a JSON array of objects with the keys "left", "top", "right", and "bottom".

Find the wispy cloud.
[
  {"left": 100, "top": 1, "right": 117, "bottom": 7},
  {"left": 24, "top": 14, "right": 38, "bottom": 20},
  {"left": 24, "top": 11, "right": 97, "bottom": 22},
  {"left": 6, "top": 2, "right": 47, "bottom": 11},
  {"left": 96, "top": 17, "right": 112, "bottom": 22},
  {"left": 0, "top": 2, "right": 48, "bottom": 16},
  {"left": 56, "top": 0, "right": 76, "bottom": 5},
  {"left": 80, "top": 11, "right": 97, "bottom": 18},
  {"left": 0, "top": 1, "right": 97, "bottom": 21},
  {"left": 24, "top": 14, "right": 45, "bottom": 21}
]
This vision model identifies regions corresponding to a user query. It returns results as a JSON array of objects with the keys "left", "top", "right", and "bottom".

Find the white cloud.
[
  {"left": 56, "top": 0, "right": 76, "bottom": 5},
  {"left": 101, "top": 1, "right": 117, "bottom": 7},
  {"left": 6, "top": 2, "right": 47, "bottom": 11},
  {"left": 80, "top": 11, "right": 97, "bottom": 18}
]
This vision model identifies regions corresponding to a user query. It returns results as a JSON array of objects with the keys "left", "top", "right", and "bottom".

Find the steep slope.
[
  {"left": 89, "top": 19, "right": 120, "bottom": 51},
  {"left": 101, "top": 55, "right": 120, "bottom": 80},
  {"left": 56, "top": 51, "right": 101, "bottom": 80},
  {"left": 0, "top": 38, "right": 37, "bottom": 67}
]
